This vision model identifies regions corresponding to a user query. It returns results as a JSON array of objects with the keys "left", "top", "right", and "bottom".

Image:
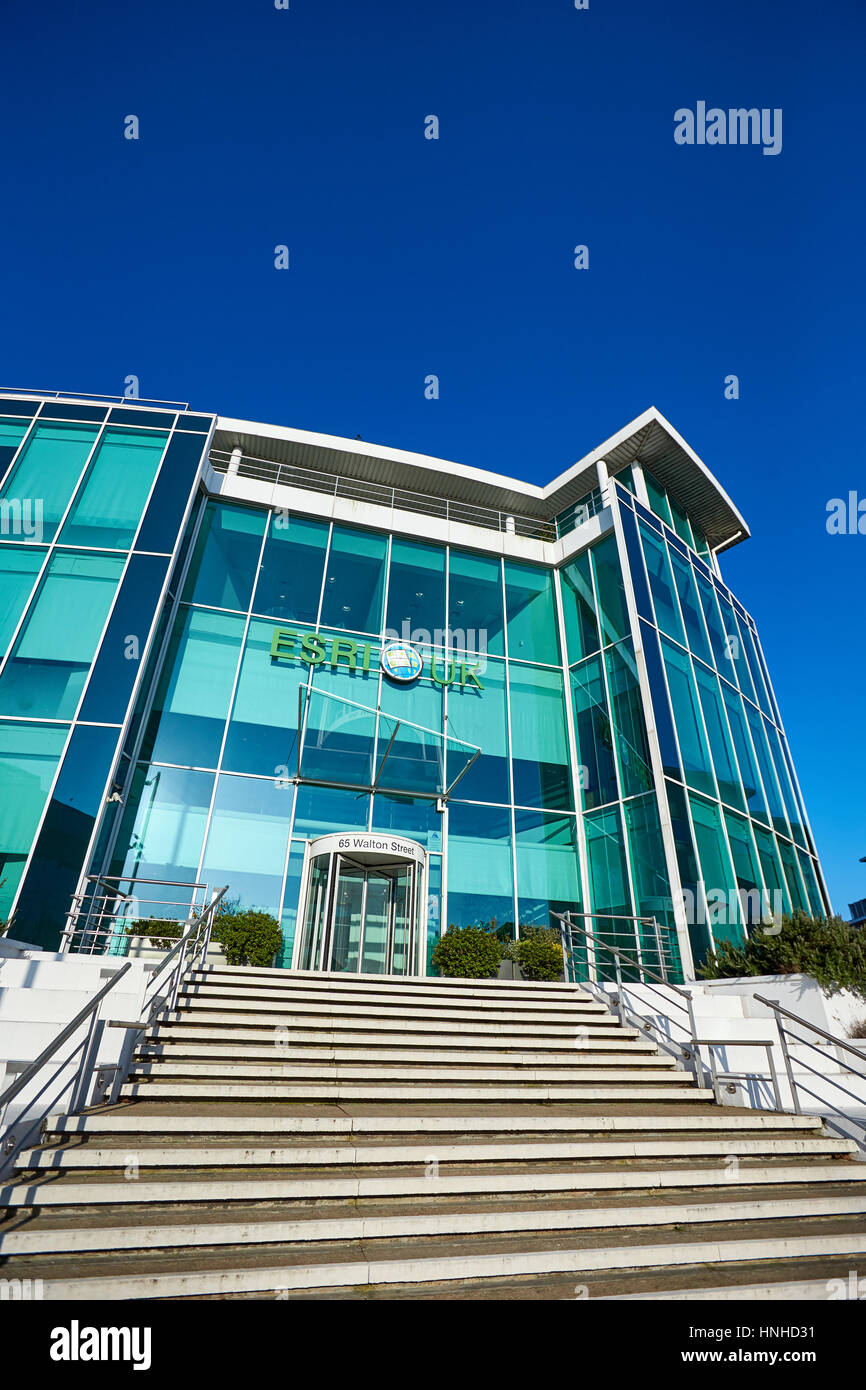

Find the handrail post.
[
  {"left": 772, "top": 1006, "right": 801, "bottom": 1114},
  {"left": 765, "top": 1040, "right": 783, "bottom": 1113},
  {"left": 69, "top": 1010, "right": 105, "bottom": 1113},
  {"left": 685, "top": 989, "right": 705, "bottom": 1088},
  {"left": 613, "top": 953, "right": 624, "bottom": 1026},
  {"left": 651, "top": 917, "right": 666, "bottom": 981}
]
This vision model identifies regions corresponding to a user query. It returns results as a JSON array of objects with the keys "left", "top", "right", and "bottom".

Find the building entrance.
[{"left": 293, "top": 833, "right": 427, "bottom": 976}]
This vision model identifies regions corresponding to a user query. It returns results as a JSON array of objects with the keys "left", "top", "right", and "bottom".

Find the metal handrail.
[
  {"left": 0, "top": 387, "right": 192, "bottom": 410},
  {"left": 753, "top": 993, "right": 866, "bottom": 1148}
]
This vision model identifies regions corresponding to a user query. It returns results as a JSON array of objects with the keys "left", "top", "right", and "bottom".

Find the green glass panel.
[
  {"left": 291, "top": 784, "right": 369, "bottom": 839},
  {"left": 778, "top": 836, "right": 808, "bottom": 913},
  {"left": 623, "top": 792, "right": 678, "bottom": 967},
  {"left": 643, "top": 469, "right": 672, "bottom": 528},
  {"left": 590, "top": 534, "right": 629, "bottom": 645},
  {"left": 182, "top": 502, "right": 266, "bottom": 611},
  {"left": 693, "top": 662, "right": 744, "bottom": 810},
  {"left": 736, "top": 613, "right": 772, "bottom": 716},
  {"left": 371, "top": 793, "right": 443, "bottom": 850},
  {"left": 277, "top": 840, "right": 307, "bottom": 966},
  {"left": 200, "top": 774, "right": 293, "bottom": 917},
  {"left": 426, "top": 854, "right": 443, "bottom": 973},
  {"left": 0, "top": 719, "right": 68, "bottom": 919},
  {"left": 694, "top": 571, "right": 738, "bottom": 684},
  {"left": 0, "top": 422, "right": 99, "bottom": 543},
  {"left": 447, "top": 550, "right": 504, "bottom": 657},
  {"left": 745, "top": 701, "right": 787, "bottom": 832},
  {"left": 385, "top": 538, "right": 445, "bottom": 643},
  {"left": 509, "top": 663, "right": 572, "bottom": 809},
  {"left": 796, "top": 848, "right": 824, "bottom": 917},
  {"left": 764, "top": 719, "right": 806, "bottom": 848},
  {"left": 447, "top": 802, "right": 513, "bottom": 931},
  {"left": 688, "top": 792, "right": 742, "bottom": 946},
  {"left": 561, "top": 550, "right": 599, "bottom": 663},
  {"left": 604, "top": 641, "right": 653, "bottom": 798},
  {"left": 715, "top": 589, "right": 754, "bottom": 699},
  {"left": 584, "top": 804, "right": 634, "bottom": 962},
  {"left": 222, "top": 618, "right": 307, "bottom": 776},
  {"left": 639, "top": 522, "right": 684, "bottom": 642},
  {"left": 668, "top": 495, "right": 695, "bottom": 549},
  {"left": 724, "top": 809, "right": 767, "bottom": 931},
  {"left": 722, "top": 684, "right": 768, "bottom": 824},
  {"left": 514, "top": 809, "right": 580, "bottom": 930},
  {"left": 444, "top": 656, "right": 508, "bottom": 803},
  {"left": 0, "top": 551, "right": 124, "bottom": 720},
  {"left": 666, "top": 779, "right": 711, "bottom": 963},
  {"left": 320, "top": 525, "right": 387, "bottom": 635},
  {"left": 504, "top": 561, "right": 559, "bottom": 664},
  {"left": 252, "top": 513, "right": 328, "bottom": 625},
  {"left": 0, "top": 546, "right": 44, "bottom": 656},
  {"left": 669, "top": 551, "right": 711, "bottom": 663},
  {"left": 753, "top": 824, "right": 791, "bottom": 915},
  {"left": 59, "top": 427, "right": 168, "bottom": 549},
  {"left": 0, "top": 417, "right": 30, "bottom": 450},
  {"left": 109, "top": 764, "right": 214, "bottom": 911},
  {"left": 661, "top": 638, "right": 715, "bottom": 797},
  {"left": 570, "top": 655, "right": 618, "bottom": 809},
  {"left": 143, "top": 607, "right": 245, "bottom": 768}
]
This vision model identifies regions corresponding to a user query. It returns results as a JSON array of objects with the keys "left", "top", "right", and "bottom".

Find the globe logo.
[{"left": 380, "top": 641, "right": 423, "bottom": 683}]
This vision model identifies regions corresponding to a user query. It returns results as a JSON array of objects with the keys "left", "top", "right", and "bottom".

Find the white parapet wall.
[{"left": 0, "top": 939, "right": 153, "bottom": 1167}]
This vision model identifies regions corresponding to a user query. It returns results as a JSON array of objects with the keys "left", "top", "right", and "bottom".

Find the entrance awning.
[{"left": 296, "top": 687, "right": 479, "bottom": 799}]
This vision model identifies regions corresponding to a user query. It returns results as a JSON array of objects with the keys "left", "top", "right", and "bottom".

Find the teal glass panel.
[
  {"left": 447, "top": 802, "right": 513, "bottom": 931},
  {"left": 643, "top": 470, "right": 672, "bottom": 528},
  {"left": 796, "top": 848, "right": 824, "bottom": 917},
  {"left": 59, "top": 427, "right": 168, "bottom": 549},
  {"left": 0, "top": 719, "right": 68, "bottom": 920},
  {"left": 584, "top": 804, "right": 633, "bottom": 954},
  {"left": 0, "top": 546, "right": 44, "bottom": 656},
  {"left": 724, "top": 809, "right": 767, "bottom": 931},
  {"left": 570, "top": 656, "right": 617, "bottom": 809},
  {"left": 753, "top": 824, "right": 790, "bottom": 916},
  {"left": 444, "top": 656, "right": 508, "bottom": 803},
  {"left": 509, "top": 664, "right": 572, "bottom": 809},
  {"left": 385, "top": 538, "right": 445, "bottom": 643},
  {"left": 669, "top": 551, "right": 711, "bottom": 663},
  {"left": 514, "top": 809, "right": 580, "bottom": 931},
  {"left": 688, "top": 792, "right": 741, "bottom": 946},
  {"left": 201, "top": 774, "right": 293, "bottom": 918},
  {"left": 561, "top": 550, "right": 600, "bottom": 663},
  {"left": 735, "top": 613, "right": 772, "bottom": 716},
  {"left": 693, "top": 662, "right": 744, "bottom": 810},
  {"left": 143, "top": 607, "right": 245, "bottom": 768},
  {"left": 447, "top": 550, "right": 504, "bottom": 657},
  {"left": 0, "top": 422, "right": 99, "bottom": 543},
  {"left": 277, "top": 840, "right": 306, "bottom": 967},
  {"left": 292, "top": 784, "right": 369, "bottom": 838},
  {"left": 745, "top": 701, "right": 787, "bottom": 832},
  {"left": 639, "top": 522, "right": 684, "bottom": 642},
  {"left": 623, "top": 792, "right": 679, "bottom": 968},
  {"left": 109, "top": 764, "right": 214, "bottom": 915},
  {"left": 590, "top": 534, "right": 629, "bottom": 645},
  {"left": 223, "top": 618, "right": 307, "bottom": 776},
  {"left": 371, "top": 793, "right": 444, "bottom": 850},
  {"left": 319, "top": 525, "right": 387, "bottom": 635},
  {"left": 604, "top": 641, "right": 653, "bottom": 798},
  {"left": 778, "top": 836, "right": 808, "bottom": 913},
  {"left": 666, "top": 779, "right": 711, "bottom": 963},
  {"left": 504, "top": 561, "right": 559, "bottom": 664},
  {"left": 715, "top": 588, "right": 754, "bottom": 699},
  {"left": 182, "top": 502, "right": 265, "bottom": 611},
  {"left": 0, "top": 551, "right": 124, "bottom": 720},
  {"left": 694, "top": 571, "right": 738, "bottom": 684},
  {"left": 722, "top": 684, "right": 768, "bottom": 824},
  {"left": 251, "top": 513, "right": 328, "bottom": 624},
  {"left": 764, "top": 719, "right": 806, "bottom": 847},
  {"left": 661, "top": 638, "right": 715, "bottom": 797},
  {"left": 616, "top": 464, "right": 636, "bottom": 493},
  {"left": 668, "top": 496, "right": 695, "bottom": 549},
  {"left": 300, "top": 684, "right": 377, "bottom": 789},
  {"left": 690, "top": 522, "right": 711, "bottom": 559},
  {"left": 0, "top": 417, "right": 29, "bottom": 450},
  {"left": 426, "top": 854, "right": 442, "bottom": 973}
]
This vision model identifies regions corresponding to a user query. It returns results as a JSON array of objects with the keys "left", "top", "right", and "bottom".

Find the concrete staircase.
[{"left": 1, "top": 967, "right": 865, "bottom": 1300}]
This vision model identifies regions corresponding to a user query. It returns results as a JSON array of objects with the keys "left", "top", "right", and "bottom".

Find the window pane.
[
  {"left": 447, "top": 801, "right": 513, "bottom": 931},
  {"left": 753, "top": 824, "right": 790, "bottom": 915},
  {"left": 695, "top": 571, "right": 738, "bottom": 684},
  {"left": 643, "top": 470, "right": 672, "bottom": 528},
  {"left": 515, "top": 809, "right": 580, "bottom": 930},
  {"left": 670, "top": 551, "right": 711, "bottom": 663},
  {"left": 561, "top": 550, "right": 600, "bottom": 663},
  {"left": 109, "top": 764, "right": 214, "bottom": 914},
  {"left": 448, "top": 549, "right": 504, "bottom": 657},
  {"left": 668, "top": 495, "right": 695, "bottom": 549},
  {"left": 292, "top": 784, "right": 369, "bottom": 839},
  {"left": 509, "top": 663, "right": 572, "bottom": 809},
  {"left": 0, "top": 545, "right": 44, "bottom": 656},
  {"left": 0, "top": 422, "right": 99, "bottom": 543},
  {"left": 688, "top": 792, "right": 741, "bottom": 946},
  {"left": 778, "top": 836, "right": 808, "bottom": 913},
  {"left": 371, "top": 793, "right": 444, "bottom": 850},
  {"left": 319, "top": 525, "right": 387, "bottom": 635},
  {"left": 661, "top": 638, "right": 715, "bottom": 797},
  {"left": 584, "top": 804, "right": 633, "bottom": 941},
  {"left": 666, "top": 779, "right": 710, "bottom": 962},
  {"left": 385, "top": 538, "right": 445, "bottom": 644},
  {"left": 764, "top": 719, "right": 806, "bottom": 848},
  {"left": 570, "top": 655, "right": 618, "bottom": 809},
  {"left": 0, "top": 551, "right": 124, "bottom": 720},
  {"left": 604, "top": 641, "right": 653, "bottom": 797},
  {"left": 796, "top": 848, "right": 824, "bottom": 917},
  {"left": 444, "top": 656, "right": 509, "bottom": 803},
  {"left": 693, "top": 662, "right": 744, "bottom": 810},
  {"left": 640, "top": 522, "right": 684, "bottom": 643},
  {"left": 716, "top": 590, "right": 755, "bottom": 700},
  {"left": 0, "top": 719, "right": 68, "bottom": 919},
  {"left": 143, "top": 607, "right": 245, "bottom": 767},
  {"left": 624, "top": 792, "right": 679, "bottom": 965},
  {"left": 724, "top": 809, "right": 765, "bottom": 930},
  {"left": 590, "top": 535, "right": 629, "bottom": 645},
  {"left": 222, "top": 618, "right": 307, "bottom": 776},
  {"left": 722, "top": 684, "right": 768, "bottom": 824},
  {"left": 504, "top": 561, "right": 559, "bottom": 664},
  {"left": 201, "top": 774, "right": 293, "bottom": 917},
  {"left": 59, "top": 427, "right": 169, "bottom": 549},
  {"left": 745, "top": 702, "right": 787, "bottom": 834},
  {"left": 252, "top": 513, "right": 328, "bottom": 624},
  {"left": 182, "top": 502, "right": 265, "bottom": 611}
]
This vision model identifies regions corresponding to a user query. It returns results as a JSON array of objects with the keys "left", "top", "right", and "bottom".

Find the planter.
[{"left": 124, "top": 936, "right": 226, "bottom": 966}]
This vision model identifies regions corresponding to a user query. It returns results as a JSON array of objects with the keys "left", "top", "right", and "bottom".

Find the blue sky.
[{"left": 2, "top": 0, "right": 865, "bottom": 911}]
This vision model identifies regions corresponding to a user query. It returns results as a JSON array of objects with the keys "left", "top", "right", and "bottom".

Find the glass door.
[{"left": 294, "top": 847, "right": 422, "bottom": 975}]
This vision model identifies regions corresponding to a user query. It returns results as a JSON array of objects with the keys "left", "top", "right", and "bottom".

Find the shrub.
[
  {"left": 697, "top": 911, "right": 866, "bottom": 1000},
  {"left": 516, "top": 934, "right": 564, "bottom": 982},
  {"left": 849, "top": 1017, "right": 866, "bottom": 1040},
  {"left": 126, "top": 918, "right": 183, "bottom": 949},
  {"left": 432, "top": 925, "right": 503, "bottom": 979},
  {"left": 213, "top": 909, "right": 282, "bottom": 968}
]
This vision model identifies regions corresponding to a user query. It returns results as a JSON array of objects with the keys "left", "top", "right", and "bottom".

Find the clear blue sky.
[{"left": 2, "top": 0, "right": 864, "bottom": 912}]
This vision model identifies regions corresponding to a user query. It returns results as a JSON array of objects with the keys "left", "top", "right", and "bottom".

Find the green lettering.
[
  {"left": 431, "top": 655, "right": 456, "bottom": 687},
  {"left": 361, "top": 644, "right": 372, "bottom": 671},
  {"left": 460, "top": 662, "right": 484, "bottom": 690},
  {"left": 330, "top": 638, "right": 358, "bottom": 670},
  {"left": 270, "top": 628, "right": 298, "bottom": 660},
  {"left": 300, "top": 633, "right": 327, "bottom": 666}
]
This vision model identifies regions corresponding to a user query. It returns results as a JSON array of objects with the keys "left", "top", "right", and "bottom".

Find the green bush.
[
  {"left": 213, "top": 909, "right": 283, "bottom": 968},
  {"left": 432, "top": 925, "right": 503, "bottom": 979},
  {"left": 126, "top": 918, "right": 183, "bottom": 949},
  {"left": 516, "top": 934, "right": 564, "bottom": 982},
  {"left": 697, "top": 911, "right": 866, "bottom": 999}
]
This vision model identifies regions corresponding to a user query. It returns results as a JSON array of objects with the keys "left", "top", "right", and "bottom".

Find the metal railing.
[
  {"left": 754, "top": 993, "right": 866, "bottom": 1148},
  {"left": 209, "top": 447, "right": 558, "bottom": 542},
  {"left": 62, "top": 877, "right": 214, "bottom": 956},
  {"left": 0, "top": 387, "right": 192, "bottom": 410},
  {"left": 0, "top": 886, "right": 228, "bottom": 1176}
]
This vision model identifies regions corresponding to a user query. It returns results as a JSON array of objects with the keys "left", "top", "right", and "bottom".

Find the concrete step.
[
  {"left": 4, "top": 1220, "right": 865, "bottom": 1299},
  {"left": 4, "top": 1187, "right": 863, "bottom": 1257},
  {"left": 177, "top": 995, "right": 612, "bottom": 1026},
  {"left": 143, "top": 1028, "right": 658, "bottom": 1054},
  {"left": 159, "top": 1012, "right": 636, "bottom": 1039},
  {"left": 125, "top": 1060, "right": 686, "bottom": 1083},
  {"left": 181, "top": 982, "right": 608, "bottom": 1015},
  {"left": 118, "top": 1081, "right": 713, "bottom": 1101},
  {"left": 133, "top": 1046, "right": 677, "bottom": 1070},
  {"left": 4, "top": 1159, "right": 864, "bottom": 1207},
  {"left": 16, "top": 1134, "right": 855, "bottom": 1171},
  {"left": 188, "top": 968, "right": 592, "bottom": 1003}
]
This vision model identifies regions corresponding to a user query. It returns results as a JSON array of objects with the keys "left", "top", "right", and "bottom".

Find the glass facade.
[{"left": 0, "top": 393, "right": 828, "bottom": 980}]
